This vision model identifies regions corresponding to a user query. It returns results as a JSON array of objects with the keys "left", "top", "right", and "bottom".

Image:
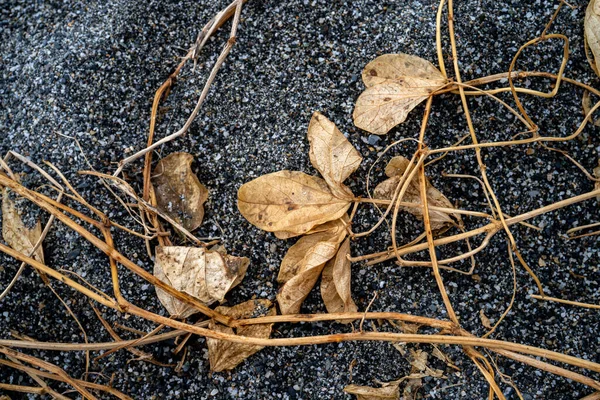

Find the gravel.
[{"left": 1, "top": 0, "right": 599, "bottom": 399}]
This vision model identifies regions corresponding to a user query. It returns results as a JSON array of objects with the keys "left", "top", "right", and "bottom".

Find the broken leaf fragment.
[
  {"left": 1, "top": 187, "right": 44, "bottom": 263},
  {"left": 594, "top": 161, "right": 600, "bottom": 202},
  {"left": 374, "top": 156, "right": 460, "bottom": 230},
  {"left": 151, "top": 152, "right": 208, "bottom": 232},
  {"left": 237, "top": 170, "right": 351, "bottom": 236},
  {"left": 207, "top": 299, "right": 276, "bottom": 372},
  {"left": 585, "top": 0, "right": 600, "bottom": 76},
  {"left": 277, "top": 217, "right": 348, "bottom": 314},
  {"left": 344, "top": 381, "right": 400, "bottom": 400},
  {"left": 153, "top": 246, "right": 248, "bottom": 318},
  {"left": 320, "top": 238, "right": 357, "bottom": 317},
  {"left": 353, "top": 54, "right": 447, "bottom": 135},
  {"left": 307, "top": 111, "right": 362, "bottom": 199}
]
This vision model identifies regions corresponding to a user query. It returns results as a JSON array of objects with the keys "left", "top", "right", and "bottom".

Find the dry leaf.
[
  {"left": 154, "top": 246, "right": 248, "bottom": 318},
  {"left": 585, "top": 0, "right": 600, "bottom": 76},
  {"left": 374, "top": 156, "right": 460, "bottom": 230},
  {"left": 151, "top": 152, "right": 208, "bottom": 232},
  {"left": 238, "top": 170, "right": 351, "bottom": 235},
  {"left": 207, "top": 299, "right": 276, "bottom": 372},
  {"left": 307, "top": 111, "right": 362, "bottom": 199},
  {"left": 276, "top": 218, "right": 347, "bottom": 315},
  {"left": 344, "top": 382, "right": 400, "bottom": 400},
  {"left": 321, "top": 238, "right": 358, "bottom": 317},
  {"left": 479, "top": 309, "right": 493, "bottom": 330},
  {"left": 1, "top": 187, "right": 44, "bottom": 263},
  {"left": 582, "top": 90, "right": 600, "bottom": 126},
  {"left": 353, "top": 54, "right": 446, "bottom": 135}
]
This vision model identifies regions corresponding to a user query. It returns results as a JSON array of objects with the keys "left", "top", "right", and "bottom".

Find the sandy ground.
[{"left": 1, "top": 0, "right": 599, "bottom": 398}]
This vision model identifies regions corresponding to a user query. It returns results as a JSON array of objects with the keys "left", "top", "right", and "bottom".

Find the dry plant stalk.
[{"left": 1, "top": 0, "right": 600, "bottom": 398}]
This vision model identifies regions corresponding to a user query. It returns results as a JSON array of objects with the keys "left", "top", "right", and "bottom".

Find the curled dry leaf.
[
  {"left": 207, "top": 299, "right": 276, "bottom": 372},
  {"left": 151, "top": 152, "right": 208, "bottom": 232},
  {"left": 479, "top": 309, "right": 493, "bottom": 329},
  {"left": 344, "top": 382, "right": 400, "bottom": 400},
  {"left": 1, "top": 187, "right": 44, "bottom": 263},
  {"left": 238, "top": 170, "right": 351, "bottom": 236},
  {"left": 277, "top": 217, "right": 348, "bottom": 314},
  {"left": 320, "top": 238, "right": 358, "bottom": 317},
  {"left": 353, "top": 53, "right": 446, "bottom": 135},
  {"left": 374, "top": 156, "right": 460, "bottom": 230},
  {"left": 582, "top": 90, "right": 600, "bottom": 126},
  {"left": 585, "top": 0, "right": 600, "bottom": 76},
  {"left": 307, "top": 111, "right": 362, "bottom": 199},
  {"left": 154, "top": 246, "right": 248, "bottom": 318}
]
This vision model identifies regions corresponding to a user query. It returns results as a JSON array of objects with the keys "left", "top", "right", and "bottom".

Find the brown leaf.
[
  {"left": 1, "top": 187, "right": 44, "bottom": 263},
  {"left": 353, "top": 54, "right": 446, "bottom": 135},
  {"left": 344, "top": 382, "right": 400, "bottom": 400},
  {"left": 582, "top": 90, "right": 600, "bottom": 126},
  {"left": 585, "top": 0, "right": 600, "bottom": 76},
  {"left": 321, "top": 238, "right": 358, "bottom": 317},
  {"left": 361, "top": 53, "right": 446, "bottom": 88},
  {"left": 207, "top": 299, "right": 276, "bottom": 372},
  {"left": 374, "top": 156, "right": 460, "bottom": 230},
  {"left": 307, "top": 111, "right": 362, "bottom": 199},
  {"left": 151, "top": 152, "right": 208, "bottom": 231},
  {"left": 238, "top": 170, "right": 351, "bottom": 236},
  {"left": 153, "top": 246, "right": 248, "bottom": 318},
  {"left": 479, "top": 309, "right": 493, "bottom": 330},
  {"left": 277, "top": 218, "right": 347, "bottom": 314}
]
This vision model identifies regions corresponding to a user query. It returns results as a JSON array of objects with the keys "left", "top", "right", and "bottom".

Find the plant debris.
[
  {"left": 151, "top": 152, "right": 208, "bottom": 232},
  {"left": 207, "top": 299, "right": 275, "bottom": 372},
  {"left": 153, "top": 246, "right": 248, "bottom": 318},
  {"left": 353, "top": 53, "right": 447, "bottom": 135}
]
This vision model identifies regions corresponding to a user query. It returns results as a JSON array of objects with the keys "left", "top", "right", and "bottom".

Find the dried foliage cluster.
[{"left": 1, "top": 0, "right": 600, "bottom": 399}]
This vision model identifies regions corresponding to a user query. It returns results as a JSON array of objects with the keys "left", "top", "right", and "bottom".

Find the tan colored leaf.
[
  {"left": 307, "top": 111, "right": 362, "bottom": 199},
  {"left": 238, "top": 170, "right": 351, "bottom": 235},
  {"left": 374, "top": 156, "right": 460, "bottom": 230},
  {"left": 479, "top": 309, "right": 493, "bottom": 329},
  {"left": 585, "top": 0, "right": 600, "bottom": 76},
  {"left": 344, "top": 382, "right": 400, "bottom": 400},
  {"left": 207, "top": 299, "right": 276, "bottom": 372},
  {"left": 2, "top": 187, "right": 44, "bottom": 263},
  {"left": 361, "top": 53, "right": 446, "bottom": 88},
  {"left": 321, "top": 238, "right": 357, "bottom": 317},
  {"left": 274, "top": 214, "right": 349, "bottom": 240},
  {"left": 151, "top": 152, "right": 208, "bottom": 232},
  {"left": 153, "top": 246, "right": 248, "bottom": 318},
  {"left": 582, "top": 90, "right": 600, "bottom": 126},
  {"left": 354, "top": 54, "right": 446, "bottom": 135},
  {"left": 276, "top": 218, "right": 347, "bottom": 315}
]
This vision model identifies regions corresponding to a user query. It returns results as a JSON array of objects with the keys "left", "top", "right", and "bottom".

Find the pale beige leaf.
[
  {"left": 237, "top": 170, "right": 351, "bottom": 235},
  {"left": 374, "top": 156, "right": 460, "bottom": 230},
  {"left": 276, "top": 218, "right": 347, "bottom": 315},
  {"left": 353, "top": 83, "right": 437, "bottom": 135},
  {"left": 479, "top": 309, "right": 493, "bottom": 329},
  {"left": 354, "top": 54, "right": 446, "bottom": 135},
  {"left": 307, "top": 111, "right": 362, "bottom": 199},
  {"left": 582, "top": 90, "right": 600, "bottom": 126},
  {"left": 151, "top": 152, "right": 208, "bottom": 232},
  {"left": 321, "top": 238, "right": 357, "bottom": 317},
  {"left": 207, "top": 299, "right": 276, "bottom": 372},
  {"left": 153, "top": 246, "right": 248, "bottom": 318},
  {"left": 274, "top": 214, "right": 349, "bottom": 240},
  {"left": 1, "top": 188, "right": 44, "bottom": 263},
  {"left": 344, "top": 382, "right": 400, "bottom": 400},
  {"left": 586, "top": 0, "right": 600, "bottom": 75},
  {"left": 361, "top": 53, "right": 446, "bottom": 88}
]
